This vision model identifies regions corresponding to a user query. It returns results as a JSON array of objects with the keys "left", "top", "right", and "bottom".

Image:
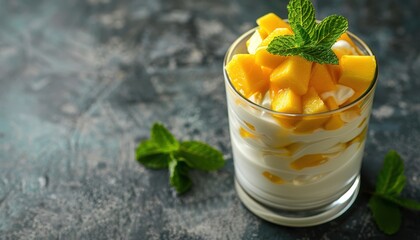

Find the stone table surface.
[{"left": 0, "top": 0, "right": 419, "bottom": 239}]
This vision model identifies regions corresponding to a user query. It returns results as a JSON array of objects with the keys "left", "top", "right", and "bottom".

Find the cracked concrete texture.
[{"left": 0, "top": 0, "right": 419, "bottom": 239}]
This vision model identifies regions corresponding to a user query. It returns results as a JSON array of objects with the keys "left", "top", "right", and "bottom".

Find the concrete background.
[{"left": 0, "top": 0, "right": 419, "bottom": 239}]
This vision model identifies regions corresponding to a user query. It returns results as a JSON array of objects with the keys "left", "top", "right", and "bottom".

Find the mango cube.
[
  {"left": 255, "top": 28, "right": 293, "bottom": 69},
  {"left": 294, "top": 88, "right": 329, "bottom": 133},
  {"left": 225, "top": 54, "right": 269, "bottom": 97},
  {"left": 309, "top": 63, "right": 337, "bottom": 94},
  {"left": 271, "top": 88, "right": 302, "bottom": 114},
  {"left": 323, "top": 97, "right": 344, "bottom": 130},
  {"left": 290, "top": 154, "right": 329, "bottom": 170},
  {"left": 271, "top": 88, "right": 302, "bottom": 128},
  {"left": 256, "top": 13, "right": 290, "bottom": 35},
  {"left": 338, "top": 55, "right": 376, "bottom": 92},
  {"left": 338, "top": 33, "right": 358, "bottom": 51},
  {"left": 270, "top": 56, "right": 312, "bottom": 95}
]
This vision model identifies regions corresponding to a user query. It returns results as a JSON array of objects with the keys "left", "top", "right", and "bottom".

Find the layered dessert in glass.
[{"left": 223, "top": 12, "right": 377, "bottom": 226}]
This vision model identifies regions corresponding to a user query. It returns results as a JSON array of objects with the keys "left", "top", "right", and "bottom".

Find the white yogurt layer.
[{"left": 226, "top": 80, "right": 374, "bottom": 210}]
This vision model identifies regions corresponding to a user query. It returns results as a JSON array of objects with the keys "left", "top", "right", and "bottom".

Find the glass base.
[{"left": 235, "top": 175, "right": 360, "bottom": 227}]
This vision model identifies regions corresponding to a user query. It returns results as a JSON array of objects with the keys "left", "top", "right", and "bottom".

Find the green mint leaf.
[
  {"left": 377, "top": 195, "right": 420, "bottom": 211},
  {"left": 313, "top": 15, "right": 348, "bottom": 47},
  {"left": 376, "top": 150, "right": 406, "bottom": 195},
  {"left": 294, "top": 24, "right": 312, "bottom": 45},
  {"left": 169, "top": 155, "right": 192, "bottom": 194},
  {"left": 267, "top": 0, "right": 348, "bottom": 64},
  {"left": 178, "top": 141, "right": 225, "bottom": 171},
  {"left": 368, "top": 196, "right": 401, "bottom": 235},
  {"left": 136, "top": 140, "right": 170, "bottom": 169},
  {"left": 287, "top": 0, "right": 316, "bottom": 37},
  {"left": 299, "top": 47, "right": 339, "bottom": 64},
  {"left": 267, "top": 35, "right": 300, "bottom": 55},
  {"left": 151, "top": 123, "right": 180, "bottom": 152}
]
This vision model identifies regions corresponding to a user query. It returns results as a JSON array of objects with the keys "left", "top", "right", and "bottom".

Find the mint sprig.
[
  {"left": 136, "top": 123, "right": 225, "bottom": 194},
  {"left": 369, "top": 150, "right": 420, "bottom": 235},
  {"left": 267, "top": 0, "right": 348, "bottom": 64}
]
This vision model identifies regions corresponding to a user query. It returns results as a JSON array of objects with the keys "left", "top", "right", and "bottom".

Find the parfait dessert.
[{"left": 224, "top": 1, "right": 377, "bottom": 226}]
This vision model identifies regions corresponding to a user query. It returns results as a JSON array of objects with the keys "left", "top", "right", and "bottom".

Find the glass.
[{"left": 223, "top": 28, "right": 378, "bottom": 226}]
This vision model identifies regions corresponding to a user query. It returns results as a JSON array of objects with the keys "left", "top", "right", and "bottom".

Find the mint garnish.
[
  {"left": 267, "top": 0, "right": 348, "bottom": 64},
  {"left": 368, "top": 150, "right": 420, "bottom": 235},
  {"left": 136, "top": 123, "right": 225, "bottom": 194}
]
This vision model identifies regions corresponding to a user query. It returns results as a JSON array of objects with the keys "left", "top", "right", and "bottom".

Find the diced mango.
[
  {"left": 239, "top": 127, "right": 256, "bottom": 138},
  {"left": 324, "top": 114, "right": 344, "bottom": 130},
  {"left": 262, "top": 171, "right": 284, "bottom": 184},
  {"left": 256, "top": 13, "right": 291, "bottom": 35},
  {"left": 271, "top": 88, "right": 302, "bottom": 114},
  {"left": 323, "top": 97, "right": 344, "bottom": 130},
  {"left": 309, "top": 63, "right": 336, "bottom": 94},
  {"left": 324, "top": 96, "right": 339, "bottom": 110},
  {"left": 326, "top": 64, "right": 341, "bottom": 83},
  {"left": 225, "top": 54, "right": 269, "bottom": 97},
  {"left": 255, "top": 28, "right": 293, "bottom": 69},
  {"left": 271, "top": 88, "right": 301, "bottom": 128},
  {"left": 270, "top": 56, "right": 312, "bottom": 95},
  {"left": 290, "top": 154, "right": 329, "bottom": 170},
  {"left": 338, "top": 33, "right": 358, "bottom": 51},
  {"left": 261, "top": 66, "right": 273, "bottom": 80},
  {"left": 294, "top": 88, "right": 329, "bottom": 133},
  {"left": 332, "top": 40, "right": 358, "bottom": 59},
  {"left": 300, "top": 87, "right": 328, "bottom": 115},
  {"left": 338, "top": 55, "right": 376, "bottom": 92}
]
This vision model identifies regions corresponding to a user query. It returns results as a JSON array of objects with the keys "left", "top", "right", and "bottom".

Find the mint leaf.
[
  {"left": 179, "top": 141, "right": 225, "bottom": 171},
  {"left": 287, "top": 0, "right": 316, "bottom": 37},
  {"left": 136, "top": 140, "right": 170, "bottom": 169},
  {"left": 267, "top": 35, "right": 300, "bottom": 55},
  {"left": 376, "top": 150, "right": 406, "bottom": 195},
  {"left": 313, "top": 15, "right": 348, "bottom": 47},
  {"left": 267, "top": 0, "right": 348, "bottom": 64},
  {"left": 368, "top": 196, "right": 401, "bottom": 235},
  {"left": 378, "top": 195, "right": 420, "bottom": 211},
  {"left": 151, "top": 123, "right": 180, "bottom": 152},
  {"left": 135, "top": 122, "right": 225, "bottom": 194},
  {"left": 169, "top": 155, "right": 192, "bottom": 194},
  {"left": 299, "top": 46, "right": 339, "bottom": 64},
  {"left": 293, "top": 24, "right": 312, "bottom": 45}
]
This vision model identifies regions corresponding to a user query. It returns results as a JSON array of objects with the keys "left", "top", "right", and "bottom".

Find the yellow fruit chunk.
[
  {"left": 309, "top": 63, "right": 337, "bottom": 94},
  {"left": 271, "top": 88, "right": 302, "bottom": 128},
  {"left": 270, "top": 56, "right": 312, "bottom": 95},
  {"left": 301, "top": 87, "right": 329, "bottom": 114},
  {"left": 262, "top": 171, "right": 284, "bottom": 184},
  {"left": 239, "top": 127, "right": 256, "bottom": 138},
  {"left": 324, "top": 96, "right": 339, "bottom": 110},
  {"left": 255, "top": 28, "right": 293, "bottom": 69},
  {"left": 338, "top": 55, "right": 376, "bottom": 92},
  {"left": 225, "top": 54, "right": 269, "bottom": 97},
  {"left": 326, "top": 64, "right": 340, "bottom": 83},
  {"left": 261, "top": 66, "right": 273, "bottom": 80},
  {"left": 338, "top": 33, "right": 358, "bottom": 51},
  {"left": 323, "top": 97, "right": 344, "bottom": 130},
  {"left": 294, "top": 88, "right": 329, "bottom": 133},
  {"left": 271, "top": 88, "right": 302, "bottom": 113},
  {"left": 256, "top": 13, "right": 290, "bottom": 35},
  {"left": 290, "top": 154, "right": 329, "bottom": 170}
]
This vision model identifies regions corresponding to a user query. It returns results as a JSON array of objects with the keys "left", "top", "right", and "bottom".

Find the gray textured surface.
[{"left": 0, "top": 0, "right": 419, "bottom": 239}]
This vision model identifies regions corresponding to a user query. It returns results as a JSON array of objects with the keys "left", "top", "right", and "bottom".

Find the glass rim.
[{"left": 223, "top": 27, "right": 379, "bottom": 117}]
